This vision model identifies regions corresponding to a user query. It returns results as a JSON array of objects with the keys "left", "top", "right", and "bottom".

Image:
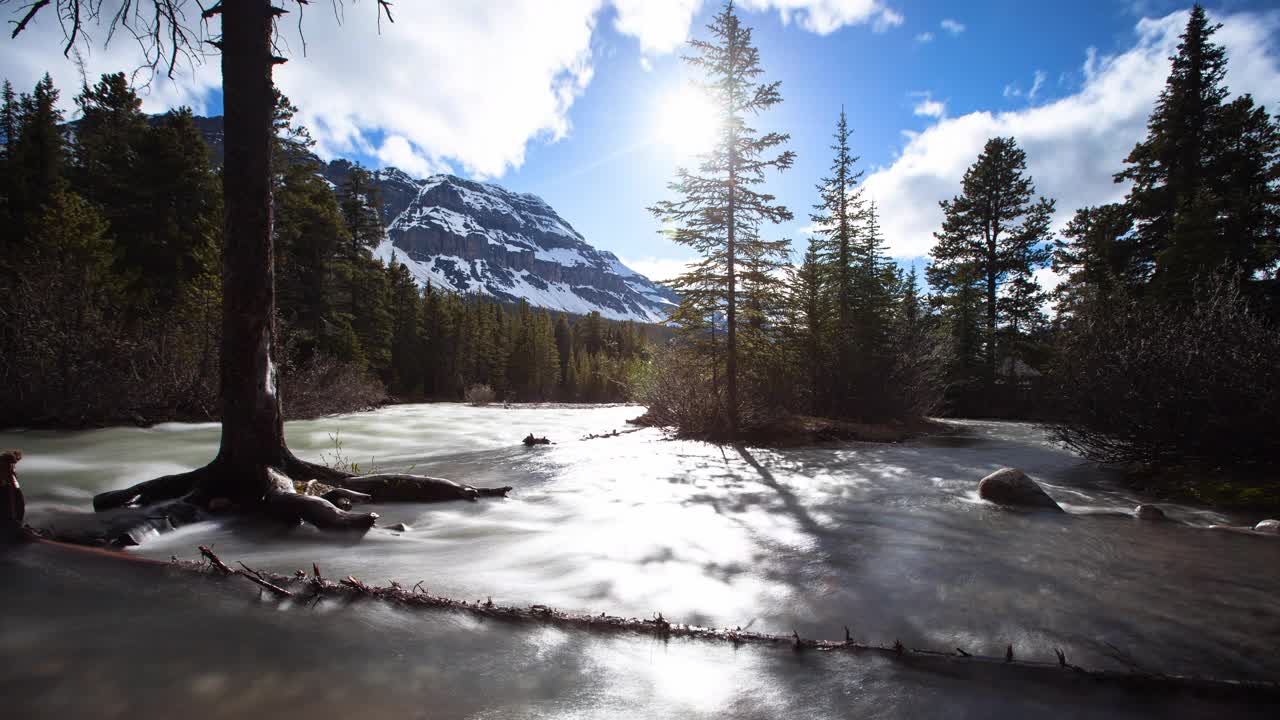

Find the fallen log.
[{"left": 158, "top": 547, "right": 1278, "bottom": 702}]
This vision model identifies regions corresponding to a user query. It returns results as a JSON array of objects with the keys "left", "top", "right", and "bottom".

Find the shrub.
[
  {"left": 281, "top": 355, "right": 387, "bottom": 419},
  {"left": 1049, "top": 276, "right": 1280, "bottom": 470},
  {"left": 464, "top": 383, "right": 496, "bottom": 406}
]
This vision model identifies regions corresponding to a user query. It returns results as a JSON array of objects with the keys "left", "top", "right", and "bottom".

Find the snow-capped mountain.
[
  {"left": 190, "top": 116, "right": 676, "bottom": 323},
  {"left": 325, "top": 162, "right": 678, "bottom": 322}
]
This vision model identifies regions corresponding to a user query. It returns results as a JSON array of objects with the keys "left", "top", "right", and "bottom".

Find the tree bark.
[{"left": 202, "top": 0, "right": 283, "bottom": 506}]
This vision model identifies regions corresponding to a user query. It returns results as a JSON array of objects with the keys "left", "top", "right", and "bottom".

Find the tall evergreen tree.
[
  {"left": 1116, "top": 4, "right": 1280, "bottom": 299},
  {"left": 785, "top": 239, "right": 829, "bottom": 414},
  {"left": 929, "top": 136, "right": 1053, "bottom": 406},
  {"left": 811, "top": 109, "right": 864, "bottom": 388},
  {"left": 649, "top": 1, "right": 794, "bottom": 435},
  {"left": 8, "top": 74, "right": 66, "bottom": 243}
]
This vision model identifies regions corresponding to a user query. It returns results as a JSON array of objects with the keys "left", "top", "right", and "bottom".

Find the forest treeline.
[
  {"left": 644, "top": 4, "right": 1278, "bottom": 476},
  {"left": 0, "top": 74, "right": 647, "bottom": 427}
]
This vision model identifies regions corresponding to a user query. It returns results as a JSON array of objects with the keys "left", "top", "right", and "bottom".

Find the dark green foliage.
[
  {"left": 1052, "top": 204, "right": 1140, "bottom": 319},
  {"left": 1051, "top": 275, "right": 1279, "bottom": 468},
  {"left": 1050, "top": 6, "right": 1280, "bottom": 478},
  {"left": 929, "top": 136, "right": 1054, "bottom": 415},
  {"left": 1115, "top": 4, "right": 1280, "bottom": 301},
  {"left": 0, "top": 72, "right": 649, "bottom": 429}
]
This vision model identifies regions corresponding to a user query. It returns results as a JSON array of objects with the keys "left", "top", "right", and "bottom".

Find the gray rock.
[
  {"left": 978, "top": 468, "right": 1064, "bottom": 512},
  {"left": 1254, "top": 519, "right": 1280, "bottom": 534},
  {"left": 1135, "top": 504, "right": 1167, "bottom": 521},
  {"left": 387, "top": 522, "right": 411, "bottom": 533}
]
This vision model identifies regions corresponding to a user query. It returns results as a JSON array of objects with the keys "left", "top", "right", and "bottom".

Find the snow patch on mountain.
[{"left": 366, "top": 170, "right": 678, "bottom": 323}]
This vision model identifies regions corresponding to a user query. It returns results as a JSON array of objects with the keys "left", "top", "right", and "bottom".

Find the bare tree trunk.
[{"left": 200, "top": 0, "right": 284, "bottom": 505}]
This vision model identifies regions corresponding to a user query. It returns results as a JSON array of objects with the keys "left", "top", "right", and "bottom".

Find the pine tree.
[
  {"left": 0, "top": 79, "right": 22, "bottom": 253},
  {"left": 649, "top": 1, "right": 794, "bottom": 434},
  {"left": 8, "top": 74, "right": 67, "bottom": 242},
  {"left": 1116, "top": 4, "right": 1280, "bottom": 299},
  {"left": 846, "top": 202, "right": 899, "bottom": 418},
  {"left": 0, "top": 79, "right": 16, "bottom": 155},
  {"left": 785, "top": 239, "right": 829, "bottom": 414},
  {"left": 929, "top": 136, "right": 1053, "bottom": 406},
  {"left": 811, "top": 108, "right": 864, "bottom": 391},
  {"left": 1052, "top": 204, "right": 1138, "bottom": 319},
  {"left": 386, "top": 256, "right": 422, "bottom": 396},
  {"left": 135, "top": 108, "right": 222, "bottom": 312}
]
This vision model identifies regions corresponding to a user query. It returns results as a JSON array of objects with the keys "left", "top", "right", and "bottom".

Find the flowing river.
[{"left": 2, "top": 404, "right": 1278, "bottom": 718}]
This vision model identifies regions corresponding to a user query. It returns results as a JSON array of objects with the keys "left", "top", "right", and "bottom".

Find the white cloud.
[
  {"left": 271, "top": 2, "right": 600, "bottom": 178},
  {"left": 872, "top": 8, "right": 905, "bottom": 33},
  {"left": 912, "top": 94, "right": 946, "bottom": 118},
  {"left": 374, "top": 136, "right": 445, "bottom": 179},
  {"left": 863, "top": 8, "right": 1280, "bottom": 261},
  {"left": 1003, "top": 69, "right": 1046, "bottom": 100},
  {"left": 619, "top": 255, "right": 698, "bottom": 283},
  {"left": 2, "top": 1, "right": 904, "bottom": 180},
  {"left": 1028, "top": 69, "right": 1046, "bottom": 99},
  {"left": 940, "top": 18, "right": 966, "bottom": 35},
  {"left": 0, "top": 16, "right": 220, "bottom": 118},
  {"left": 612, "top": 0, "right": 702, "bottom": 55},
  {"left": 1034, "top": 266, "right": 1063, "bottom": 295},
  {"left": 915, "top": 32, "right": 935, "bottom": 44},
  {"left": 736, "top": 0, "right": 904, "bottom": 35}
]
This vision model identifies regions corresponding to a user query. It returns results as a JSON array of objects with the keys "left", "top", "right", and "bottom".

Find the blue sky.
[{"left": 3, "top": 1, "right": 1279, "bottom": 286}]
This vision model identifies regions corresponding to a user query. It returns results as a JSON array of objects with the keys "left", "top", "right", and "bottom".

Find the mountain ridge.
[{"left": 194, "top": 116, "right": 678, "bottom": 323}]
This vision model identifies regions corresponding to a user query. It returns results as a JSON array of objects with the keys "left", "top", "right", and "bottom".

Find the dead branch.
[
  {"left": 237, "top": 561, "right": 293, "bottom": 599},
  {"left": 198, "top": 544, "right": 234, "bottom": 575}
]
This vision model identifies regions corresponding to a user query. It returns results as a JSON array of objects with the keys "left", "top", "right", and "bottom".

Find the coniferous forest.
[
  {"left": 642, "top": 4, "right": 1278, "bottom": 489},
  {"left": 0, "top": 77, "right": 650, "bottom": 427}
]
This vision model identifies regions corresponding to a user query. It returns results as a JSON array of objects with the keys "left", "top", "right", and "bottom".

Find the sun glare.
[{"left": 655, "top": 84, "right": 721, "bottom": 159}]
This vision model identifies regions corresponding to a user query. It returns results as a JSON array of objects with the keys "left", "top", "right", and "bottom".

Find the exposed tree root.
[
  {"left": 263, "top": 468, "right": 379, "bottom": 530},
  {"left": 170, "top": 545, "right": 1279, "bottom": 701},
  {"left": 82, "top": 453, "right": 512, "bottom": 544},
  {"left": 93, "top": 466, "right": 211, "bottom": 512}
]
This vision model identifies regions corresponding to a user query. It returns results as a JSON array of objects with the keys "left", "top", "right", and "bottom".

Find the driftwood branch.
[
  {"left": 199, "top": 544, "right": 234, "bottom": 575},
  {"left": 237, "top": 561, "right": 293, "bottom": 599}
]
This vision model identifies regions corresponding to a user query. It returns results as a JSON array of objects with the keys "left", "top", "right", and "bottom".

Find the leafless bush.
[
  {"left": 464, "top": 383, "right": 496, "bottom": 406},
  {"left": 280, "top": 355, "right": 387, "bottom": 420},
  {"left": 1049, "top": 276, "right": 1280, "bottom": 469}
]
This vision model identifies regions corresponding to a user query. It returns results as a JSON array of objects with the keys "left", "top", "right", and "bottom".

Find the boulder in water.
[
  {"left": 1254, "top": 519, "right": 1280, "bottom": 535},
  {"left": 387, "top": 522, "right": 411, "bottom": 533},
  {"left": 978, "top": 468, "right": 1064, "bottom": 512},
  {"left": 1135, "top": 504, "right": 1167, "bottom": 521}
]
